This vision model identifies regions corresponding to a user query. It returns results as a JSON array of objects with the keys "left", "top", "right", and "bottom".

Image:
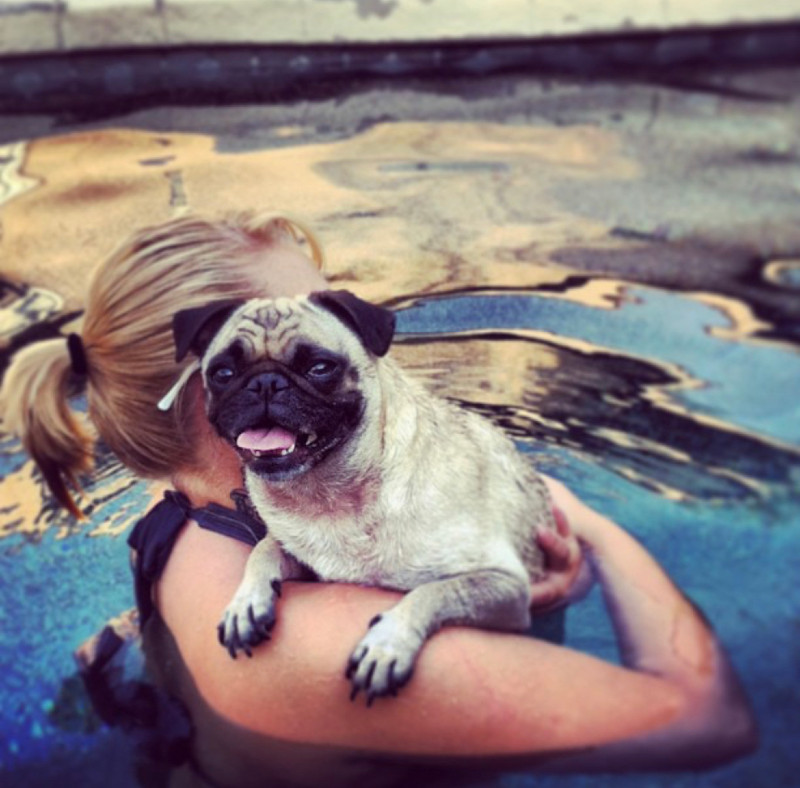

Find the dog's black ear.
[
  {"left": 172, "top": 299, "right": 244, "bottom": 362},
  {"left": 310, "top": 290, "right": 396, "bottom": 357}
]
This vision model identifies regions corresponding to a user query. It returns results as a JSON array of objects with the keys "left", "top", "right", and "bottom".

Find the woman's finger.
[
  {"left": 529, "top": 578, "right": 563, "bottom": 610},
  {"left": 537, "top": 526, "right": 571, "bottom": 569},
  {"left": 553, "top": 506, "right": 571, "bottom": 538}
]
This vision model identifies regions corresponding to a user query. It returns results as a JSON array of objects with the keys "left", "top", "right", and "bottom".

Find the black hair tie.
[{"left": 67, "top": 333, "right": 89, "bottom": 377}]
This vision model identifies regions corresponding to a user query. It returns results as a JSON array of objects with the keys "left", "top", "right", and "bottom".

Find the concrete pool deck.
[{"left": 2, "top": 0, "right": 800, "bottom": 55}]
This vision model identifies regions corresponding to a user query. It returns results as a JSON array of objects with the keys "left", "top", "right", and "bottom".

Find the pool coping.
[
  {"left": 3, "top": 20, "right": 800, "bottom": 118},
  {"left": 2, "top": 0, "right": 800, "bottom": 56}
]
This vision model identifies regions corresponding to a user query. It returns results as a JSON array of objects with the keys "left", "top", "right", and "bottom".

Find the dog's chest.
[{"left": 267, "top": 509, "right": 432, "bottom": 588}]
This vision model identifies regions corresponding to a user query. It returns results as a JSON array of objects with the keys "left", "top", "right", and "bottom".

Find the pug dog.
[{"left": 170, "top": 290, "right": 556, "bottom": 704}]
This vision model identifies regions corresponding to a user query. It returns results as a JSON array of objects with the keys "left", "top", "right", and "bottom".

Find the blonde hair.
[{"left": 0, "top": 212, "right": 323, "bottom": 517}]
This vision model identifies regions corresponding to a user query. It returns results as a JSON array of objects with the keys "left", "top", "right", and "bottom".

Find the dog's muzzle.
[{"left": 209, "top": 366, "right": 363, "bottom": 481}]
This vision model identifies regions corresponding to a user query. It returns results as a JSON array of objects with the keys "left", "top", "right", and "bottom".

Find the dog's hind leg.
[{"left": 346, "top": 568, "right": 531, "bottom": 704}]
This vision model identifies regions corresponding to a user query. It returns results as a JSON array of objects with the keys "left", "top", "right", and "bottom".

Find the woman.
[{"left": 0, "top": 213, "right": 757, "bottom": 786}]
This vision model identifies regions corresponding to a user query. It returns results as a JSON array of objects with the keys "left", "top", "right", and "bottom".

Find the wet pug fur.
[{"left": 173, "top": 290, "right": 556, "bottom": 704}]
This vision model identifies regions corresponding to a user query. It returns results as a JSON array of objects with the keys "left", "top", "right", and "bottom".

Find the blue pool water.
[{"left": 397, "top": 288, "right": 800, "bottom": 444}]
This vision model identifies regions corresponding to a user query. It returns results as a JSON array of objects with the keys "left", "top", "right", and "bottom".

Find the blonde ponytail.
[
  {"left": 0, "top": 337, "right": 94, "bottom": 518},
  {"left": 1, "top": 210, "right": 324, "bottom": 516}
]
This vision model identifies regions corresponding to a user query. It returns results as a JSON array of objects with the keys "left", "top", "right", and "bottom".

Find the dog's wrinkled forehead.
[
  {"left": 203, "top": 296, "right": 327, "bottom": 366},
  {"left": 161, "top": 290, "right": 393, "bottom": 411},
  {"left": 170, "top": 289, "right": 395, "bottom": 371}
]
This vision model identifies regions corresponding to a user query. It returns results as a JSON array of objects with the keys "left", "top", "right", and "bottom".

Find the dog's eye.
[
  {"left": 306, "top": 359, "right": 338, "bottom": 379},
  {"left": 210, "top": 366, "right": 235, "bottom": 386}
]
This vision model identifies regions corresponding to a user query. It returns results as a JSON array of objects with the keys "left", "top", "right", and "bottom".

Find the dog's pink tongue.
[{"left": 236, "top": 427, "right": 296, "bottom": 452}]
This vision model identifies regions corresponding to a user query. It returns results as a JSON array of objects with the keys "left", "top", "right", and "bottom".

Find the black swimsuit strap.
[
  {"left": 191, "top": 493, "right": 267, "bottom": 546},
  {"left": 127, "top": 489, "right": 266, "bottom": 626}
]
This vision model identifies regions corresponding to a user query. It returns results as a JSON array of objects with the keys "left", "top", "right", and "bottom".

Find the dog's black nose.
[{"left": 246, "top": 371, "right": 289, "bottom": 396}]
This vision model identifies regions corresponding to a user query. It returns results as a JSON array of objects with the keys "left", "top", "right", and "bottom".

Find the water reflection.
[{"left": 392, "top": 286, "right": 800, "bottom": 505}]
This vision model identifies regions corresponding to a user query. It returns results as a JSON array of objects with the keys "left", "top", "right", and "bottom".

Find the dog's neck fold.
[{"left": 243, "top": 359, "right": 401, "bottom": 522}]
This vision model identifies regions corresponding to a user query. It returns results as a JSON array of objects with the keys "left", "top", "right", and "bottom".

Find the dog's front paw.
[
  {"left": 218, "top": 578, "right": 282, "bottom": 659},
  {"left": 345, "top": 612, "right": 424, "bottom": 705}
]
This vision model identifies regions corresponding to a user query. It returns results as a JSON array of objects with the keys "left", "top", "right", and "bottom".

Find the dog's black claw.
[
  {"left": 217, "top": 621, "right": 226, "bottom": 647},
  {"left": 271, "top": 579, "right": 282, "bottom": 598},
  {"left": 345, "top": 653, "right": 361, "bottom": 680},
  {"left": 363, "top": 661, "right": 376, "bottom": 692},
  {"left": 226, "top": 615, "right": 241, "bottom": 659},
  {"left": 345, "top": 645, "right": 367, "bottom": 679},
  {"left": 247, "top": 605, "right": 261, "bottom": 635},
  {"left": 349, "top": 684, "right": 360, "bottom": 702},
  {"left": 387, "top": 659, "right": 399, "bottom": 696},
  {"left": 366, "top": 692, "right": 377, "bottom": 708},
  {"left": 399, "top": 666, "right": 414, "bottom": 690},
  {"left": 257, "top": 624, "right": 271, "bottom": 641},
  {"left": 368, "top": 613, "right": 382, "bottom": 628}
]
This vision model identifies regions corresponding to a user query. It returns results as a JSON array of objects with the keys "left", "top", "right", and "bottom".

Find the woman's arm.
[
  {"left": 156, "top": 478, "right": 756, "bottom": 771},
  {"left": 536, "top": 477, "right": 758, "bottom": 771}
]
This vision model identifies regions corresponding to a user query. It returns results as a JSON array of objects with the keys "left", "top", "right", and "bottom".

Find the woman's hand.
[{"left": 529, "top": 507, "right": 593, "bottom": 613}]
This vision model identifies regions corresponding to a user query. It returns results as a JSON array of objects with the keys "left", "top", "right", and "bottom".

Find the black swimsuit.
[
  {"left": 127, "top": 489, "right": 267, "bottom": 627},
  {"left": 80, "top": 490, "right": 266, "bottom": 768}
]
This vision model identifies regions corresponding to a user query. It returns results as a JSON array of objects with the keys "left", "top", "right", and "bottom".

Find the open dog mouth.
[
  {"left": 234, "top": 423, "right": 344, "bottom": 477},
  {"left": 236, "top": 426, "right": 317, "bottom": 458}
]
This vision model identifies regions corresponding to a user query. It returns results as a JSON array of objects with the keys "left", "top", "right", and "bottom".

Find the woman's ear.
[
  {"left": 172, "top": 299, "right": 244, "bottom": 362},
  {"left": 309, "top": 290, "right": 396, "bottom": 357}
]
